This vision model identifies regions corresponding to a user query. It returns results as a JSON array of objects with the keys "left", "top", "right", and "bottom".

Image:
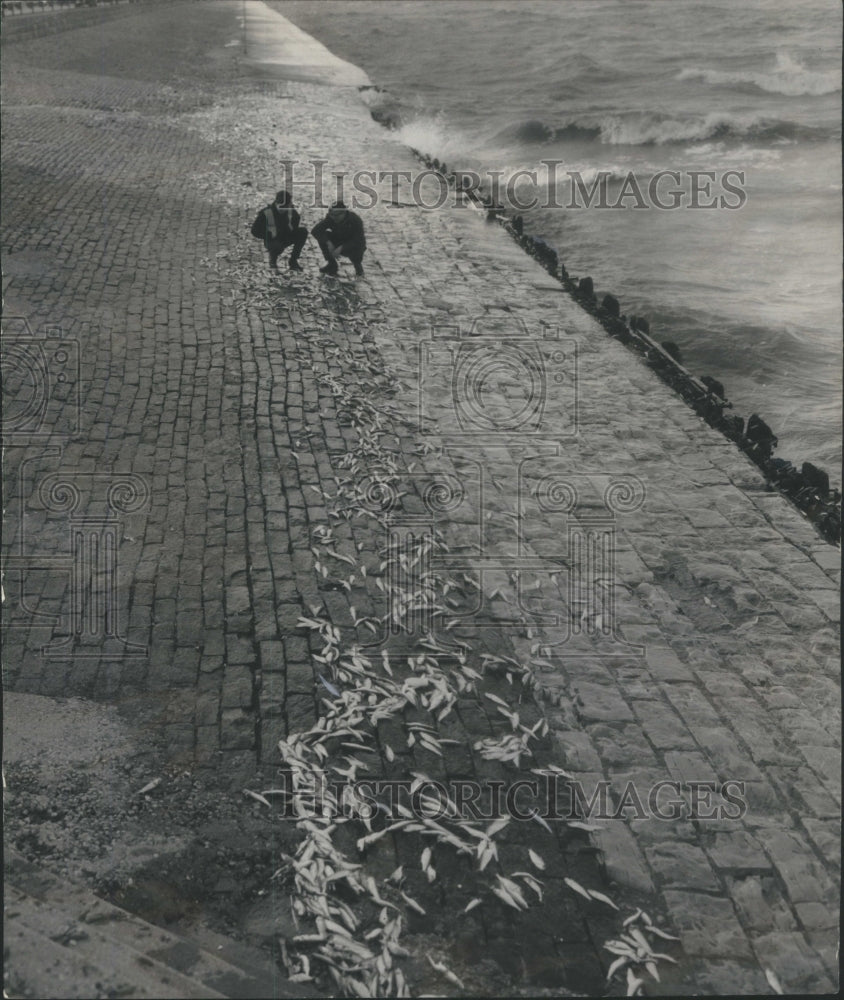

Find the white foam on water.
[
  {"left": 242, "top": 1, "right": 370, "bottom": 87},
  {"left": 678, "top": 52, "right": 841, "bottom": 98}
]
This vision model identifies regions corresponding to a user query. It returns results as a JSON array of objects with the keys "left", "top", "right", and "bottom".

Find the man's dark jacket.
[
  {"left": 311, "top": 210, "right": 366, "bottom": 257},
  {"left": 251, "top": 204, "right": 304, "bottom": 246}
]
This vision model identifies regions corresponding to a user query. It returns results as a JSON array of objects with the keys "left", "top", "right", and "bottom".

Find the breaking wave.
[
  {"left": 498, "top": 111, "right": 833, "bottom": 147},
  {"left": 678, "top": 52, "right": 840, "bottom": 97}
]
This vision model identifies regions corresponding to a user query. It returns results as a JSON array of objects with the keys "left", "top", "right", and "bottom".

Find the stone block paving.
[{"left": 1, "top": 1, "right": 838, "bottom": 994}]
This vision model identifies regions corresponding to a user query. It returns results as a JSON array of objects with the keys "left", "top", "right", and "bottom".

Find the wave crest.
[
  {"left": 498, "top": 119, "right": 601, "bottom": 144},
  {"left": 500, "top": 111, "right": 832, "bottom": 147},
  {"left": 678, "top": 52, "right": 840, "bottom": 97},
  {"left": 393, "top": 113, "right": 474, "bottom": 161},
  {"left": 598, "top": 111, "right": 827, "bottom": 145}
]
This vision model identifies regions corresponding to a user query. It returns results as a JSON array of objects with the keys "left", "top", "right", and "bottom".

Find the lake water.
[{"left": 274, "top": 0, "right": 842, "bottom": 477}]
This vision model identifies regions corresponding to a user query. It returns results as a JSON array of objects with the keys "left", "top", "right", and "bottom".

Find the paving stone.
[
  {"left": 689, "top": 668, "right": 751, "bottom": 699},
  {"left": 756, "top": 684, "right": 802, "bottom": 710},
  {"left": 226, "top": 635, "right": 255, "bottom": 664},
  {"left": 804, "top": 928, "right": 841, "bottom": 983},
  {"left": 725, "top": 874, "right": 798, "bottom": 933},
  {"left": 706, "top": 831, "right": 771, "bottom": 873},
  {"left": 766, "top": 765, "right": 840, "bottom": 819},
  {"left": 194, "top": 694, "right": 220, "bottom": 728},
  {"left": 665, "top": 959, "right": 770, "bottom": 996},
  {"left": 285, "top": 693, "right": 317, "bottom": 732},
  {"left": 772, "top": 706, "right": 839, "bottom": 746},
  {"left": 259, "top": 640, "right": 285, "bottom": 672},
  {"left": 808, "top": 546, "right": 842, "bottom": 574},
  {"left": 220, "top": 707, "right": 255, "bottom": 751},
  {"left": 662, "top": 890, "right": 752, "bottom": 958},
  {"left": 587, "top": 722, "right": 659, "bottom": 766},
  {"left": 200, "top": 654, "right": 224, "bottom": 675},
  {"left": 607, "top": 767, "right": 671, "bottom": 821},
  {"left": 221, "top": 673, "right": 254, "bottom": 711},
  {"left": 644, "top": 841, "right": 721, "bottom": 890},
  {"left": 752, "top": 931, "right": 835, "bottom": 993},
  {"left": 551, "top": 729, "right": 602, "bottom": 772},
  {"left": 628, "top": 816, "right": 698, "bottom": 843},
  {"left": 755, "top": 828, "right": 837, "bottom": 905},
  {"left": 591, "top": 822, "right": 654, "bottom": 893},
  {"left": 797, "top": 744, "right": 841, "bottom": 788},
  {"left": 260, "top": 669, "right": 286, "bottom": 708},
  {"left": 802, "top": 588, "right": 841, "bottom": 621},
  {"left": 795, "top": 901, "right": 839, "bottom": 931},
  {"left": 612, "top": 663, "right": 657, "bottom": 701},
  {"left": 282, "top": 635, "right": 310, "bottom": 662},
  {"left": 632, "top": 699, "right": 697, "bottom": 750},
  {"left": 163, "top": 723, "right": 194, "bottom": 748},
  {"left": 689, "top": 727, "right": 765, "bottom": 782},
  {"left": 572, "top": 681, "right": 633, "bottom": 722},
  {"left": 644, "top": 646, "right": 695, "bottom": 682},
  {"left": 663, "top": 684, "right": 723, "bottom": 728},
  {"left": 285, "top": 659, "right": 315, "bottom": 695},
  {"left": 799, "top": 817, "right": 840, "bottom": 867},
  {"left": 693, "top": 779, "right": 772, "bottom": 832},
  {"left": 260, "top": 727, "right": 285, "bottom": 765},
  {"left": 663, "top": 750, "right": 720, "bottom": 788},
  {"left": 276, "top": 603, "right": 305, "bottom": 632},
  {"left": 196, "top": 725, "right": 220, "bottom": 755}
]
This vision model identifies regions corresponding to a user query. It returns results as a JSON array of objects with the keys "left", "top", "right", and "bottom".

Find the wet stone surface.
[{"left": 1, "top": 1, "right": 839, "bottom": 996}]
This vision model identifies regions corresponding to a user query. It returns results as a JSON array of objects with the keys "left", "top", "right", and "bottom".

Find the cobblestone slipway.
[{"left": 1, "top": 1, "right": 839, "bottom": 995}]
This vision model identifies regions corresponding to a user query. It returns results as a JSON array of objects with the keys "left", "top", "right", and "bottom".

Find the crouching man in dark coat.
[
  {"left": 311, "top": 201, "right": 366, "bottom": 277},
  {"left": 251, "top": 190, "right": 308, "bottom": 272}
]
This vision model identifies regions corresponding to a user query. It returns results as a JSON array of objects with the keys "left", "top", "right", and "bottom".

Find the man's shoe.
[
  {"left": 320, "top": 262, "right": 338, "bottom": 276},
  {"left": 354, "top": 265, "right": 365, "bottom": 277},
  {"left": 289, "top": 258, "right": 303, "bottom": 272}
]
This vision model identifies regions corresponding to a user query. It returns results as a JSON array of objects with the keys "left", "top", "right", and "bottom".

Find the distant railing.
[
  {"left": 0, "top": 0, "right": 175, "bottom": 40},
  {"left": 1, "top": 1, "right": 133, "bottom": 15}
]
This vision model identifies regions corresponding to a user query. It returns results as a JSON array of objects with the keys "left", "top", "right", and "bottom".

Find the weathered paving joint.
[{"left": 2, "top": 1, "right": 840, "bottom": 997}]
